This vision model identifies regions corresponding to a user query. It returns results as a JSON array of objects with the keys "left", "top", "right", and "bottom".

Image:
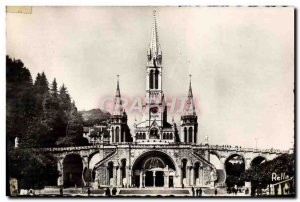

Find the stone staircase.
[{"left": 118, "top": 188, "right": 191, "bottom": 196}]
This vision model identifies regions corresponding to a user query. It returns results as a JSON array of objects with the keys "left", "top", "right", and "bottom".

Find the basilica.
[{"left": 79, "top": 11, "right": 220, "bottom": 190}]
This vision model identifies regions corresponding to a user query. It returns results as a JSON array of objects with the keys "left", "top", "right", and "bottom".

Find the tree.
[
  {"left": 50, "top": 78, "right": 58, "bottom": 99},
  {"left": 58, "top": 84, "right": 71, "bottom": 112},
  {"left": 241, "top": 153, "right": 295, "bottom": 195},
  {"left": 6, "top": 56, "right": 36, "bottom": 143},
  {"left": 8, "top": 148, "right": 58, "bottom": 189},
  {"left": 56, "top": 101, "right": 88, "bottom": 146}
]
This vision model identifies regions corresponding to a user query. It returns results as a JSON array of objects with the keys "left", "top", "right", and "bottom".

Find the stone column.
[
  {"left": 118, "top": 166, "right": 122, "bottom": 187},
  {"left": 164, "top": 171, "right": 169, "bottom": 188},
  {"left": 197, "top": 166, "right": 201, "bottom": 186},
  {"left": 139, "top": 171, "right": 143, "bottom": 188},
  {"left": 125, "top": 166, "right": 129, "bottom": 187},
  {"left": 143, "top": 174, "right": 146, "bottom": 188},
  {"left": 190, "top": 166, "right": 195, "bottom": 186},
  {"left": 80, "top": 156, "right": 88, "bottom": 186},
  {"left": 113, "top": 166, "right": 117, "bottom": 186},
  {"left": 179, "top": 165, "right": 183, "bottom": 187},
  {"left": 186, "top": 166, "right": 190, "bottom": 186},
  {"left": 128, "top": 167, "right": 132, "bottom": 187},
  {"left": 200, "top": 167, "right": 203, "bottom": 186}
]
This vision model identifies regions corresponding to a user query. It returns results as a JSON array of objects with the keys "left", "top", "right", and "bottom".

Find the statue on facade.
[{"left": 14, "top": 137, "right": 19, "bottom": 148}]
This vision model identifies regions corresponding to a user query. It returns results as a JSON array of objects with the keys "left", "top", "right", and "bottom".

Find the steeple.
[
  {"left": 147, "top": 10, "right": 162, "bottom": 65},
  {"left": 116, "top": 74, "right": 121, "bottom": 97},
  {"left": 183, "top": 75, "right": 196, "bottom": 116},
  {"left": 113, "top": 74, "right": 123, "bottom": 115}
]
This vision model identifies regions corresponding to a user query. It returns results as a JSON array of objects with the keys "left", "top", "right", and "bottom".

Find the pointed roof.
[
  {"left": 148, "top": 10, "right": 161, "bottom": 59},
  {"left": 113, "top": 75, "right": 123, "bottom": 116},
  {"left": 183, "top": 75, "right": 196, "bottom": 116},
  {"left": 116, "top": 74, "right": 121, "bottom": 97}
]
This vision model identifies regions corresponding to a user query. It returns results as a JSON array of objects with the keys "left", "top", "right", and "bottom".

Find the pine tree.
[
  {"left": 58, "top": 84, "right": 71, "bottom": 112},
  {"left": 56, "top": 101, "right": 88, "bottom": 146},
  {"left": 50, "top": 78, "right": 58, "bottom": 99}
]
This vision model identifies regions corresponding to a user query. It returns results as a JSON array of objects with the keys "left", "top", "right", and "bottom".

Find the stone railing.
[
  {"left": 42, "top": 142, "right": 288, "bottom": 154},
  {"left": 200, "top": 145, "right": 288, "bottom": 154}
]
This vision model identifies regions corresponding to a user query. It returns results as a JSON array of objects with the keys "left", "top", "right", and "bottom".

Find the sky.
[{"left": 6, "top": 7, "right": 294, "bottom": 150}]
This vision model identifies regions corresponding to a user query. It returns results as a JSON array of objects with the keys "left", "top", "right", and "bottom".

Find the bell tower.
[
  {"left": 110, "top": 75, "right": 131, "bottom": 143},
  {"left": 180, "top": 75, "right": 198, "bottom": 144},
  {"left": 145, "top": 10, "right": 164, "bottom": 128}
]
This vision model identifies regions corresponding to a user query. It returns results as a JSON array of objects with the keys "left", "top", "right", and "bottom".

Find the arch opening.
[
  {"left": 63, "top": 154, "right": 83, "bottom": 187},
  {"left": 131, "top": 151, "right": 176, "bottom": 188},
  {"left": 225, "top": 154, "right": 245, "bottom": 188}
]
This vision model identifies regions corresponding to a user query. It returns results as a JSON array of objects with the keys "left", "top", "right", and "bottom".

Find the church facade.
[{"left": 85, "top": 11, "right": 219, "bottom": 189}]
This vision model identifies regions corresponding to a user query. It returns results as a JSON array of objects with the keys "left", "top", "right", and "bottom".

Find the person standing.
[{"left": 105, "top": 187, "right": 111, "bottom": 196}]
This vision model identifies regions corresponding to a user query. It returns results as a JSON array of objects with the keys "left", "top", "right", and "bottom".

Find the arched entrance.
[
  {"left": 225, "top": 154, "right": 245, "bottom": 188},
  {"left": 131, "top": 151, "right": 176, "bottom": 188},
  {"left": 63, "top": 153, "right": 83, "bottom": 187}
]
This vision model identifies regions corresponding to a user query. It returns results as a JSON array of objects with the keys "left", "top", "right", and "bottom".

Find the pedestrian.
[
  {"left": 112, "top": 187, "right": 117, "bottom": 196},
  {"left": 214, "top": 188, "right": 217, "bottom": 195},
  {"left": 59, "top": 187, "right": 63, "bottom": 196},
  {"left": 87, "top": 187, "right": 91, "bottom": 196},
  {"left": 196, "top": 188, "right": 199, "bottom": 196},
  {"left": 199, "top": 188, "right": 202, "bottom": 196},
  {"left": 191, "top": 187, "right": 195, "bottom": 196},
  {"left": 105, "top": 187, "right": 111, "bottom": 196}
]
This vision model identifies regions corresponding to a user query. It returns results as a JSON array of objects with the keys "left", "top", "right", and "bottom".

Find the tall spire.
[
  {"left": 116, "top": 74, "right": 121, "bottom": 97},
  {"left": 150, "top": 10, "right": 159, "bottom": 57},
  {"left": 113, "top": 74, "right": 123, "bottom": 115},
  {"left": 148, "top": 10, "right": 162, "bottom": 63},
  {"left": 183, "top": 74, "right": 196, "bottom": 115}
]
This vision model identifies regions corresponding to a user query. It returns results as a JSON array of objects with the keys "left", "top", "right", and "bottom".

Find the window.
[
  {"left": 150, "top": 128, "right": 159, "bottom": 139},
  {"left": 150, "top": 70, "right": 154, "bottom": 89}
]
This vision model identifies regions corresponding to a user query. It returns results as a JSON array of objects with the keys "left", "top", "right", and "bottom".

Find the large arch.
[
  {"left": 251, "top": 155, "right": 267, "bottom": 167},
  {"left": 225, "top": 154, "right": 245, "bottom": 187},
  {"left": 63, "top": 153, "right": 83, "bottom": 187},
  {"left": 131, "top": 151, "right": 176, "bottom": 188}
]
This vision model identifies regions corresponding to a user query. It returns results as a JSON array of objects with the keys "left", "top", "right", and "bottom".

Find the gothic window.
[
  {"left": 143, "top": 133, "right": 146, "bottom": 139},
  {"left": 184, "top": 127, "right": 187, "bottom": 143},
  {"left": 112, "top": 128, "right": 115, "bottom": 143},
  {"left": 116, "top": 127, "right": 120, "bottom": 143},
  {"left": 150, "top": 70, "right": 154, "bottom": 89},
  {"left": 154, "top": 69, "right": 159, "bottom": 89},
  {"left": 162, "top": 133, "right": 165, "bottom": 139},
  {"left": 189, "top": 127, "right": 193, "bottom": 143},
  {"left": 170, "top": 133, "right": 173, "bottom": 139}
]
